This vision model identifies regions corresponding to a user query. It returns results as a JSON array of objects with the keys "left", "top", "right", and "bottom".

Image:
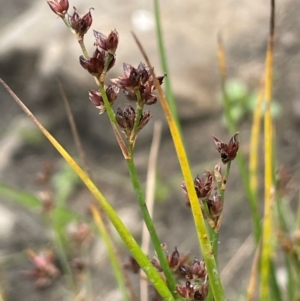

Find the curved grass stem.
[{"left": 126, "top": 148, "right": 177, "bottom": 294}]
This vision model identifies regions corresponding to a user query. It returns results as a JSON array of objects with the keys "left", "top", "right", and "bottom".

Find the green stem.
[
  {"left": 62, "top": 18, "right": 90, "bottom": 59},
  {"left": 98, "top": 54, "right": 118, "bottom": 126},
  {"left": 126, "top": 149, "right": 177, "bottom": 294},
  {"left": 129, "top": 90, "right": 143, "bottom": 145},
  {"left": 78, "top": 39, "right": 89, "bottom": 58},
  {"left": 52, "top": 222, "right": 77, "bottom": 292},
  {"left": 212, "top": 162, "right": 232, "bottom": 260},
  {"left": 153, "top": 0, "right": 180, "bottom": 128},
  {"left": 99, "top": 84, "right": 117, "bottom": 125}
]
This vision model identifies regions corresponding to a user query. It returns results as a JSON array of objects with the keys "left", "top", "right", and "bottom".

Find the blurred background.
[{"left": 1, "top": 0, "right": 300, "bottom": 300}]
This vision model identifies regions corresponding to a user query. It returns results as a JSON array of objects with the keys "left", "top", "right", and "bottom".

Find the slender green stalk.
[
  {"left": 53, "top": 226, "right": 77, "bottom": 291},
  {"left": 99, "top": 84, "right": 117, "bottom": 125},
  {"left": 126, "top": 151, "right": 177, "bottom": 294},
  {"left": 129, "top": 89, "right": 143, "bottom": 144},
  {"left": 78, "top": 39, "right": 89, "bottom": 58},
  {"left": 61, "top": 17, "right": 90, "bottom": 59},
  {"left": 212, "top": 162, "right": 232, "bottom": 259},
  {"left": 153, "top": 0, "right": 180, "bottom": 128},
  {"left": 269, "top": 261, "right": 282, "bottom": 301},
  {"left": 285, "top": 254, "right": 295, "bottom": 301}
]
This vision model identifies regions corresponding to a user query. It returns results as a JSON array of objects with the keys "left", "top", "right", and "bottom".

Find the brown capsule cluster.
[
  {"left": 89, "top": 85, "right": 119, "bottom": 114},
  {"left": 207, "top": 194, "right": 223, "bottom": 219},
  {"left": 152, "top": 246, "right": 208, "bottom": 301},
  {"left": 151, "top": 246, "right": 189, "bottom": 274},
  {"left": 116, "top": 106, "right": 151, "bottom": 139},
  {"left": 94, "top": 29, "right": 119, "bottom": 56},
  {"left": 47, "top": 0, "right": 69, "bottom": 18},
  {"left": 80, "top": 48, "right": 115, "bottom": 77},
  {"left": 176, "top": 280, "right": 209, "bottom": 301},
  {"left": 181, "top": 171, "right": 223, "bottom": 229},
  {"left": 124, "top": 256, "right": 140, "bottom": 274},
  {"left": 47, "top": 1, "right": 161, "bottom": 142},
  {"left": 277, "top": 229, "right": 300, "bottom": 259},
  {"left": 111, "top": 62, "right": 165, "bottom": 105},
  {"left": 47, "top": 0, "right": 93, "bottom": 39},
  {"left": 24, "top": 249, "right": 60, "bottom": 288},
  {"left": 35, "top": 161, "right": 55, "bottom": 213},
  {"left": 79, "top": 30, "right": 118, "bottom": 76},
  {"left": 125, "top": 246, "right": 209, "bottom": 301},
  {"left": 213, "top": 133, "right": 239, "bottom": 164},
  {"left": 68, "top": 7, "right": 93, "bottom": 39},
  {"left": 181, "top": 171, "right": 213, "bottom": 200},
  {"left": 71, "top": 257, "right": 86, "bottom": 274},
  {"left": 68, "top": 222, "right": 93, "bottom": 248}
]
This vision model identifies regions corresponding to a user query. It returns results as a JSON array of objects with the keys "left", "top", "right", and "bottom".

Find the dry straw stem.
[
  {"left": 58, "top": 81, "right": 93, "bottom": 178},
  {"left": 247, "top": 239, "right": 262, "bottom": 301},
  {"left": 260, "top": 0, "right": 275, "bottom": 300},
  {"left": 132, "top": 33, "right": 226, "bottom": 301},
  {"left": 0, "top": 78, "right": 175, "bottom": 301},
  {"left": 221, "top": 234, "right": 255, "bottom": 287},
  {"left": 217, "top": 33, "right": 227, "bottom": 81}
]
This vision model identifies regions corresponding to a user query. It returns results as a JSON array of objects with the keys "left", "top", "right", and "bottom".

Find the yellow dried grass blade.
[
  {"left": 260, "top": 1, "right": 275, "bottom": 300},
  {"left": 249, "top": 81, "right": 264, "bottom": 198}
]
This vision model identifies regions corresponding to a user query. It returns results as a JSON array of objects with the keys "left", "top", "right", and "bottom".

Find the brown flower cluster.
[
  {"left": 24, "top": 250, "right": 60, "bottom": 288},
  {"left": 47, "top": 0, "right": 93, "bottom": 39},
  {"left": 68, "top": 7, "right": 93, "bottom": 39},
  {"left": 181, "top": 171, "right": 213, "bottom": 200},
  {"left": 213, "top": 133, "right": 239, "bottom": 164},
  {"left": 94, "top": 29, "right": 119, "bottom": 55},
  {"left": 89, "top": 85, "right": 119, "bottom": 114},
  {"left": 47, "top": 0, "right": 164, "bottom": 144},
  {"left": 116, "top": 106, "right": 151, "bottom": 139},
  {"left": 111, "top": 62, "right": 165, "bottom": 106},
  {"left": 181, "top": 171, "right": 222, "bottom": 229},
  {"left": 47, "top": 0, "right": 69, "bottom": 17},
  {"left": 80, "top": 36, "right": 117, "bottom": 77},
  {"left": 151, "top": 246, "right": 189, "bottom": 274},
  {"left": 176, "top": 280, "right": 209, "bottom": 301},
  {"left": 181, "top": 133, "right": 240, "bottom": 230},
  {"left": 125, "top": 246, "right": 209, "bottom": 301}
]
